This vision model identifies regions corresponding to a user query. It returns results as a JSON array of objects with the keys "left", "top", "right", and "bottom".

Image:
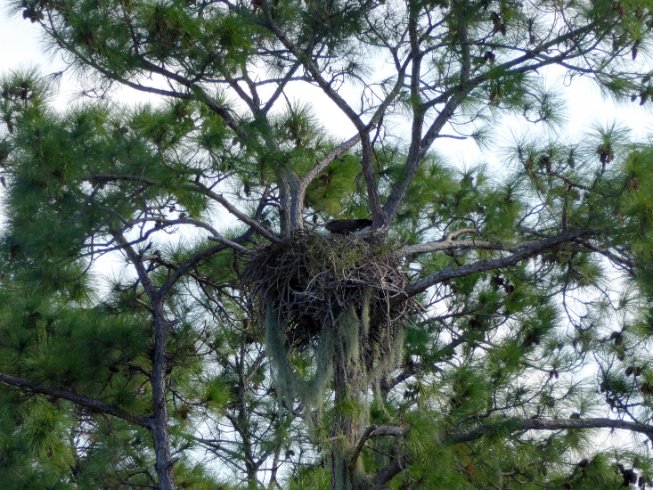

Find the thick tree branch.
[
  {"left": 192, "top": 184, "right": 280, "bottom": 242},
  {"left": 150, "top": 303, "right": 176, "bottom": 490},
  {"left": 262, "top": 60, "right": 303, "bottom": 114},
  {"left": 349, "top": 424, "right": 409, "bottom": 469},
  {"left": 300, "top": 134, "right": 360, "bottom": 188},
  {"left": 373, "top": 455, "right": 409, "bottom": 487},
  {"left": 87, "top": 174, "right": 157, "bottom": 186},
  {"left": 371, "top": 416, "right": 653, "bottom": 485},
  {"left": 383, "top": 3, "right": 425, "bottom": 225},
  {"left": 0, "top": 373, "right": 152, "bottom": 429},
  {"left": 397, "top": 239, "right": 508, "bottom": 257},
  {"left": 448, "top": 417, "right": 653, "bottom": 444},
  {"left": 405, "top": 229, "right": 590, "bottom": 296},
  {"left": 260, "top": 8, "right": 385, "bottom": 225}
]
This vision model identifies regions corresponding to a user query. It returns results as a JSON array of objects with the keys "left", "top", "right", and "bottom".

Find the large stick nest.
[{"left": 242, "top": 231, "right": 414, "bottom": 354}]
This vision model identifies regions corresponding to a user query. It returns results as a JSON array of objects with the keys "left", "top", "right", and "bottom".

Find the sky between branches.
[{"left": 2, "top": 4, "right": 652, "bottom": 178}]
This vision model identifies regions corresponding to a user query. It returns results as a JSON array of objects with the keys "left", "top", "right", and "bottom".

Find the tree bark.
[
  {"left": 278, "top": 169, "right": 304, "bottom": 237},
  {"left": 113, "top": 232, "right": 177, "bottom": 490},
  {"left": 151, "top": 308, "right": 176, "bottom": 490},
  {"left": 330, "top": 310, "right": 367, "bottom": 490},
  {"left": 331, "top": 364, "right": 365, "bottom": 489}
]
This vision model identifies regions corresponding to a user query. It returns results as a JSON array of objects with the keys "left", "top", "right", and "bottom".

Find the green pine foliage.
[{"left": 1, "top": 1, "right": 653, "bottom": 488}]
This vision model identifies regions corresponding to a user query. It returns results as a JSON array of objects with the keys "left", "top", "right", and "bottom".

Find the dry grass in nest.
[{"left": 241, "top": 230, "right": 414, "bottom": 356}]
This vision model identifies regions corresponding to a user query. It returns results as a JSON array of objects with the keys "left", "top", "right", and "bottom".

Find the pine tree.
[{"left": 2, "top": 1, "right": 653, "bottom": 489}]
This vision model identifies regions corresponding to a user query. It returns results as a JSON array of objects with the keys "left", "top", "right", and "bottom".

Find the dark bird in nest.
[{"left": 325, "top": 219, "right": 373, "bottom": 234}]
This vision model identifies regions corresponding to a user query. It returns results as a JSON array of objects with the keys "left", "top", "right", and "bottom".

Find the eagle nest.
[{"left": 242, "top": 231, "right": 414, "bottom": 368}]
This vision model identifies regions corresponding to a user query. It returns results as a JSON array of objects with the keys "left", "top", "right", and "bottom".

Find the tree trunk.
[
  {"left": 235, "top": 344, "right": 259, "bottom": 488},
  {"left": 278, "top": 170, "right": 303, "bottom": 237},
  {"left": 330, "top": 309, "right": 368, "bottom": 490},
  {"left": 331, "top": 365, "right": 366, "bottom": 489},
  {"left": 151, "top": 309, "right": 176, "bottom": 490},
  {"left": 151, "top": 415, "right": 176, "bottom": 490}
]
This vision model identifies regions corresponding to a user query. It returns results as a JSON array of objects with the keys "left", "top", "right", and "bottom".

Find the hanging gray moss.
[
  {"left": 242, "top": 231, "right": 414, "bottom": 410},
  {"left": 263, "top": 301, "right": 336, "bottom": 409}
]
